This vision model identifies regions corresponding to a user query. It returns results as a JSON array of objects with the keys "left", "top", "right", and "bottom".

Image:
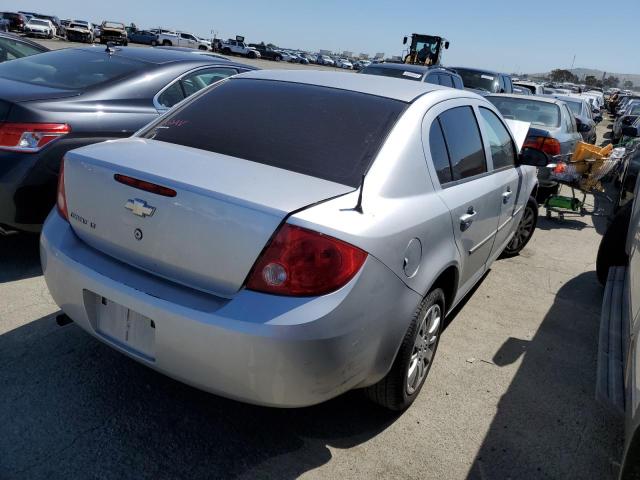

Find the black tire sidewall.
[{"left": 503, "top": 196, "right": 538, "bottom": 257}]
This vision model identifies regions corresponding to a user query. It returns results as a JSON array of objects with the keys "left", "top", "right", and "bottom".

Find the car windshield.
[
  {"left": 103, "top": 22, "right": 123, "bottom": 29},
  {"left": 361, "top": 66, "right": 423, "bottom": 82},
  {"left": 454, "top": 68, "right": 498, "bottom": 92},
  {"left": 29, "top": 19, "right": 48, "bottom": 26},
  {"left": 142, "top": 79, "right": 406, "bottom": 188},
  {"left": 0, "top": 48, "right": 146, "bottom": 89},
  {"left": 487, "top": 97, "right": 561, "bottom": 128}
]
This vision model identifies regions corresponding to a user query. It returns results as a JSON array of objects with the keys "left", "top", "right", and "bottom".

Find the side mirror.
[
  {"left": 595, "top": 115, "right": 603, "bottom": 123},
  {"left": 444, "top": 41, "right": 450, "bottom": 49},
  {"left": 622, "top": 126, "right": 639, "bottom": 137},
  {"left": 519, "top": 147, "right": 550, "bottom": 167},
  {"left": 403, "top": 36, "right": 407, "bottom": 45},
  {"left": 577, "top": 121, "right": 591, "bottom": 133},
  {"left": 623, "top": 116, "right": 634, "bottom": 125}
]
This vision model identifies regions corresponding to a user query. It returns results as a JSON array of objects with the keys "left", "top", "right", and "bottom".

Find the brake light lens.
[
  {"left": 246, "top": 224, "right": 367, "bottom": 296},
  {"left": 523, "top": 136, "right": 561, "bottom": 156},
  {"left": 0, "top": 123, "right": 71, "bottom": 152},
  {"left": 114, "top": 174, "right": 177, "bottom": 197},
  {"left": 56, "top": 159, "right": 69, "bottom": 221}
]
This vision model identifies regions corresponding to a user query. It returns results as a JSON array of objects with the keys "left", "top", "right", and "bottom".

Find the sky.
[{"left": 16, "top": 0, "right": 640, "bottom": 74}]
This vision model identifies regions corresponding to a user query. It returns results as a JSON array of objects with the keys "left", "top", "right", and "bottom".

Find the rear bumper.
[{"left": 41, "top": 211, "right": 421, "bottom": 407}]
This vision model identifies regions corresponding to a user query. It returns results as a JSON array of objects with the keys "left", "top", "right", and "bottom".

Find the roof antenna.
[
  {"left": 105, "top": 42, "right": 116, "bottom": 54},
  {"left": 354, "top": 174, "right": 365, "bottom": 214}
]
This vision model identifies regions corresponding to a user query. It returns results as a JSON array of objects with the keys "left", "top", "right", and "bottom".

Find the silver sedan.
[{"left": 41, "top": 71, "right": 540, "bottom": 410}]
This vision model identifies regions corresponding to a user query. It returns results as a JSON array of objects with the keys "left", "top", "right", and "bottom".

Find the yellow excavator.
[{"left": 402, "top": 34, "right": 449, "bottom": 66}]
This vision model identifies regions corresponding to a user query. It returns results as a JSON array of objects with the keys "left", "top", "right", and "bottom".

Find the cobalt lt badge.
[{"left": 134, "top": 228, "right": 143, "bottom": 241}]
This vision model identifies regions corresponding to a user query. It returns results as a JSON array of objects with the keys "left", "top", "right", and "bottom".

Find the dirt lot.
[{"left": 0, "top": 40, "right": 625, "bottom": 479}]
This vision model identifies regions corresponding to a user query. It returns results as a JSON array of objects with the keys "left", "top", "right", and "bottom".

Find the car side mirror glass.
[
  {"left": 577, "top": 122, "right": 591, "bottom": 133},
  {"left": 403, "top": 36, "right": 407, "bottom": 45},
  {"left": 518, "top": 147, "right": 550, "bottom": 167},
  {"left": 595, "top": 115, "right": 603, "bottom": 123},
  {"left": 622, "top": 126, "right": 639, "bottom": 137}
]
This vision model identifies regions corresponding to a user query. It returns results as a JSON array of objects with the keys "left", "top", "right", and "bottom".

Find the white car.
[
  {"left": 155, "top": 31, "right": 210, "bottom": 50},
  {"left": 337, "top": 58, "right": 353, "bottom": 69},
  {"left": 220, "top": 39, "right": 260, "bottom": 59},
  {"left": 317, "top": 55, "right": 335, "bottom": 66},
  {"left": 25, "top": 18, "right": 54, "bottom": 38},
  {"left": 278, "top": 51, "right": 295, "bottom": 62}
]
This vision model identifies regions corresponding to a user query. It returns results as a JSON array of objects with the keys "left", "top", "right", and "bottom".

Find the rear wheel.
[
  {"left": 162, "top": 40, "right": 172, "bottom": 46},
  {"left": 365, "top": 288, "right": 444, "bottom": 411},
  {"left": 502, "top": 196, "right": 538, "bottom": 257},
  {"left": 198, "top": 45, "right": 207, "bottom": 50},
  {"left": 222, "top": 47, "right": 231, "bottom": 55}
]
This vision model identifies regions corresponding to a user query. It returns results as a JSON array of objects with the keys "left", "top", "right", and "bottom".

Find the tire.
[
  {"left": 365, "top": 288, "right": 445, "bottom": 411},
  {"left": 222, "top": 47, "right": 231, "bottom": 55},
  {"left": 151, "top": 40, "right": 158, "bottom": 46},
  {"left": 123, "top": 40, "right": 128, "bottom": 46},
  {"left": 536, "top": 184, "right": 559, "bottom": 204},
  {"left": 502, "top": 196, "right": 538, "bottom": 257},
  {"left": 275, "top": 55, "right": 281, "bottom": 62},
  {"left": 162, "top": 40, "right": 172, "bottom": 46},
  {"left": 596, "top": 202, "right": 632, "bottom": 285},
  {"left": 247, "top": 51, "right": 257, "bottom": 59},
  {"left": 198, "top": 45, "right": 207, "bottom": 50}
]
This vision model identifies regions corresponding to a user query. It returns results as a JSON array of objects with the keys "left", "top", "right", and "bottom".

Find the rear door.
[
  {"left": 476, "top": 106, "right": 523, "bottom": 259},
  {"left": 560, "top": 103, "right": 580, "bottom": 154},
  {"left": 424, "top": 101, "right": 502, "bottom": 291}
]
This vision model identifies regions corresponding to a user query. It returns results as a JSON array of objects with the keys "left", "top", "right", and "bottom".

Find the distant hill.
[{"left": 527, "top": 68, "right": 640, "bottom": 87}]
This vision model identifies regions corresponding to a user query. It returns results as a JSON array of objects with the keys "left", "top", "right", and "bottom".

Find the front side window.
[
  {"left": 438, "top": 74, "right": 454, "bottom": 87},
  {"left": 478, "top": 108, "right": 516, "bottom": 169},
  {"left": 438, "top": 106, "right": 487, "bottom": 180},
  {"left": 0, "top": 38, "right": 43, "bottom": 62}
]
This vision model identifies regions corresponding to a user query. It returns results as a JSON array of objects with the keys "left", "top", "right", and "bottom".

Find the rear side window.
[
  {"left": 0, "top": 49, "right": 145, "bottom": 89},
  {"left": 452, "top": 76, "right": 464, "bottom": 89},
  {"left": 0, "top": 37, "right": 43, "bottom": 62},
  {"left": 478, "top": 108, "right": 516, "bottom": 169},
  {"left": 438, "top": 106, "right": 487, "bottom": 180},
  {"left": 428, "top": 120, "right": 453, "bottom": 184},
  {"left": 157, "top": 67, "right": 239, "bottom": 109},
  {"left": 143, "top": 79, "right": 406, "bottom": 188}
]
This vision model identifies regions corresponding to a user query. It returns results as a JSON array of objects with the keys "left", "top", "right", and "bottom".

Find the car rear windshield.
[
  {"left": 454, "top": 68, "right": 498, "bottom": 93},
  {"left": 361, "top": 65, "right": 423, "bottom": 82},
  {"left": 0, "top": 48, "right": 146, "bottom": 89},
  {"left": 487, "top": 96, "right": 561, "bottom": 128},
  {"left": 141, "top": 78, "right": 406, "bottom": 188}
]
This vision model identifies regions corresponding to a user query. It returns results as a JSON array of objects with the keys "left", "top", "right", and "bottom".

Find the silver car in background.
[{"left": 41, "top": 71, "right": 540, "bottom": 410}]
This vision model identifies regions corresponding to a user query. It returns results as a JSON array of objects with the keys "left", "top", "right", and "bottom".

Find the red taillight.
[
  {"left": 246, "top": 224, "right": 367, "bottom": 296},
  {"left": 114, "top": 174, "right": 177, "bottom": 197},
  {"left": 523, "top": 136, "right": 561, "bottom": 156},
  {"left": 0, "top": 123, "right": 71, "bottom": 152},
  {"left": 57, "top": 159, "right": 69, "bottom": 221}
]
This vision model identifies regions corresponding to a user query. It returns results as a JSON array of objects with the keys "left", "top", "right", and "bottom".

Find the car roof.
[
  {"left": 452, "top": 66, "right": 504, "bottom": 75},
  {"left": 235, "top": 69, "right": 450, "bottom": 102},
  {"left": 363, "top": 63, "right": 454, "bottom": 75},
  {"left": 71, "top": 45, "right": 246, "bottom": 66},
  {"left": 488, "top": 93, "right": 563, "bottom": 105}
]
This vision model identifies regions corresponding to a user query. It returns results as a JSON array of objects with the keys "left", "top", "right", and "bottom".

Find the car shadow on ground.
[
  {"left": 0, "top": 233, "right": 42, "bottom": 283},
  {"left": 466, "top": 272, "right": 624, "bottom": 479},
  {"left": 0, "top": 313, "right": 401, "bottom": 480}
]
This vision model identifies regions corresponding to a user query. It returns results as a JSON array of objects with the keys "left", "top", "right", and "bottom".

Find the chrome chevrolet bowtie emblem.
[{"left": 125, "top": 199, "right": 155, "bottom": 218}]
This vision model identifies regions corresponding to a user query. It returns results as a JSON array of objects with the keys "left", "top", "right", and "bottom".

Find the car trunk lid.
[{"left": 63, "top": 138, "right": 354, "bottom": 297}]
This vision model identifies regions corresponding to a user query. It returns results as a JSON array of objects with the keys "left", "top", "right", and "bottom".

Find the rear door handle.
[
  {"left": 502, "top": 188, "right": 513, "bottom": 204},
  {"left": 459, "top": 207, "right": 477, "bottom": 231}
]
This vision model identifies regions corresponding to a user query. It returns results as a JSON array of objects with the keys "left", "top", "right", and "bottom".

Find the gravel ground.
[{"left": 0, "top": 43, "right": 625, "bottom": 479}]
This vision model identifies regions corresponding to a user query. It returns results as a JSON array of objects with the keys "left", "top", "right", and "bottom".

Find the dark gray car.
[
  {"left": 0, "top": 46, "right": 254, "bottom": 232},
  {"left": 452, "top": 67, "right": 513, "bottom": 94},
  {"left": 487, "top": 94, "right": 582, "bottom": 192},
  {"left": 359, "top": 63, "right": 464, "bottom": 89}
]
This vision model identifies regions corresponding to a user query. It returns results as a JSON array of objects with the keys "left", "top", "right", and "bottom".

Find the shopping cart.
[{"left": 544, "top": 143, "right": 625, "bottom": 220}]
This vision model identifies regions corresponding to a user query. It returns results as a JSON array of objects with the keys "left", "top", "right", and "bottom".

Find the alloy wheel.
[{"left": 406, "top": 304, "right": 441, "bottom": 394}]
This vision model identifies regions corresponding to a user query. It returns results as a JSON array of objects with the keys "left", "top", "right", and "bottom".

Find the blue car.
[{"left": 127, "top": 29, "right": 157, "bottom": 45}]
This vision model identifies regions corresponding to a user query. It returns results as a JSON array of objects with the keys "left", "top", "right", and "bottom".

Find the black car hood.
[{"left": 0, "top": 77, "right": 81, "bottom": 102}]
